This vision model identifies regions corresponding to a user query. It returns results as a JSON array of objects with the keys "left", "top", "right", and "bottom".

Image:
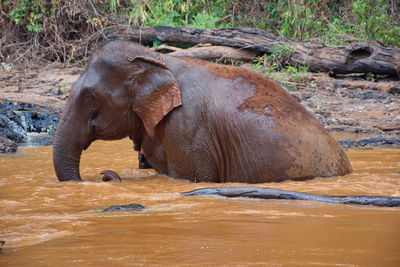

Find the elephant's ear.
[{"left": 129, "top": 56, "right": 182, "bottom": 137}]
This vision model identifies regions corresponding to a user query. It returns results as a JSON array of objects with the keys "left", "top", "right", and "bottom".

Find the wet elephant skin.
[{"left": 53, "top": 40, "right": 352, "bottom": 183}]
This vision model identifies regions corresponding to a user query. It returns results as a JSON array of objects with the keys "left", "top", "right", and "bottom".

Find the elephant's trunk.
[{"left": 53, "top": 108, "right": 87, "bottom": 182}]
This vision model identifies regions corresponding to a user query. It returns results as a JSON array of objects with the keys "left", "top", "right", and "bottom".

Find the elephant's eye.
[
  {"left": 86, "top": 92, "right": 95, "bottom": 102},
  {"left": 82, "top": 90, "right": 98, "bottom": 113},
  {"left": 83, "top": 89, "right": 96, "bottom": 103}
]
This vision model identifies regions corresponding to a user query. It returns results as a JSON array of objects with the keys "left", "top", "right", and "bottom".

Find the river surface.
[{"left": 1, "top": 139, "right": 399, "bottom": 266}]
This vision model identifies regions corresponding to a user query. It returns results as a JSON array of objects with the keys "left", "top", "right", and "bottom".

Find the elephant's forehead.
[
  {"left": 78, "top": 60, "right": 125, "bottom": 88},
  {"left": 75, "top": 67, "right": 102, "bottom": 89},
  {"left": 88, "top": 58, "right": 117, "bottom": 77}
]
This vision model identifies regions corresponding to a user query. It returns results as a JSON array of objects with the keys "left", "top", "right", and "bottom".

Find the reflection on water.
[{"left": 1, "top": 139, "right": 399, "bottom": 266}]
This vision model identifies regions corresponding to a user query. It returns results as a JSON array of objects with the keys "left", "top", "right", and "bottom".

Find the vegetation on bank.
[{"left": 0, "top": 0, "right": 399, "bottom": 67}]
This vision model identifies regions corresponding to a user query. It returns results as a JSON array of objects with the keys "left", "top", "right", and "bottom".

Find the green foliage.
[
  {"left": 189, "top": 11, "right": 223, "bottom": 29},
  {"left": 140, "top": 1, "right": 182, "bottom": 26},
  {"left": 279, "top": 0, "right": 323, "bottom": 40},
  {"left": 267, "top": 45, "right": 293, "bottom": 68},
  {"left": 252, "top": 45, "right": 296, "bottom": 74},
  {"left": 351, "top": 0, "right": 400, "bottom": 47},
  {"left": 317, "top": 18, "right": 355, "bottom": 46},
  {"left": 152, "top": 39, "right": 162, "bottom": 48},
  {"left": 284, "top": 65, "right": 309, "bottom": 75},
  {"left": 108, "top": 0, "right": 117, "bottom": 12},
  {"left": 8, "top": 0, "right": 48, "bottom": 32},
  {"left": 8, "top": 0, "right": 398, "bottom": 47},
  {"left": 285, "top": 65, "right": 308, "bottom": 83},
  {"left": 252, "top": 45, "right": 308, "bottom": 87},
  {"left": 3, "top": 0, "right": 399, "bottom": 66},
  {"left": 125, "top": 0, "right": 230, "bottom": 29},
  {"left": 233, "top": 0, "right": 399, "bottom": 47},
  {"left": 242, "top": 0, "right": 325, "bottom": 41}
]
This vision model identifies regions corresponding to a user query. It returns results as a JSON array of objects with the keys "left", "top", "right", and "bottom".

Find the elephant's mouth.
[
  {"left": 82, "top": 140, "right": 92, "bottom": 150},
  {"left": 82, "top": 130, "right": 96, "bottom": 150}
]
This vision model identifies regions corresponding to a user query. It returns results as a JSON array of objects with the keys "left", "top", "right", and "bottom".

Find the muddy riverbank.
[{"left": 0, "top": 64, "right": 399, "bottom": 152}]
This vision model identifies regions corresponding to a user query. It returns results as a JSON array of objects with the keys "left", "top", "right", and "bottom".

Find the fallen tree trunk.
[
  {"left": 105, "top": 26, "right": 400, "bottom": 77},
  {"left": 152, "top": 43, "right": 259, "bottom": 61},
  {"left": 182, "top": 186, "right": 400, "bottom": 207},
  {"left": 169, "top": 45, "right": 259, "bottom": 61}
]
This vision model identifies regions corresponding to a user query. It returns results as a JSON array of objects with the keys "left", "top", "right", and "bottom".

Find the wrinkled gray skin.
[{"left": 53, "top": 40, "right": 352, "bottom": 183}]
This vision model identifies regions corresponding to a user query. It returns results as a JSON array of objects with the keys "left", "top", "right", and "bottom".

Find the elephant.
[{"left": 53, "top": 40, "right": 352, "bottom": 183}]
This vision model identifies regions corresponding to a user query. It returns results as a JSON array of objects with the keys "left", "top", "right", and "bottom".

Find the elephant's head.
[{"left": 53, "top": 40, "right": 181, "bottom": 181}]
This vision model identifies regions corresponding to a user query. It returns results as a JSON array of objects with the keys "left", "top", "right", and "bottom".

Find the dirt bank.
[{"left": 290, "top": 73, "right": 400, "bottom": 135}]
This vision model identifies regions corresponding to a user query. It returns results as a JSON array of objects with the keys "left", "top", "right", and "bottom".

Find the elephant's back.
[
  {"left": 170, "top": 58, "right": 352, "bottom": 182},
  {"left": 202, "top": 64, "right": 351, "bottom": 181},
  {"left": 204, "top": 106, "right": 352, "bottom": 182}
]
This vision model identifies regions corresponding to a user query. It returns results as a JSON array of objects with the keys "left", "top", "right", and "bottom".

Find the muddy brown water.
[{"left": 1, "top": 139, "right": 399, "bottom": 266}]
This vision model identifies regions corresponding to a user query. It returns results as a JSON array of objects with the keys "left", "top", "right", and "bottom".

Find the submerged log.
[
  {"left": 105, "top": 26, "right": 400, "bottom": 77},
  {"left": 182, "top": 187, "right": 400, "bottom": 207},
  {"left": 102, "top": 203, "right": 145, "bottom": 212}
]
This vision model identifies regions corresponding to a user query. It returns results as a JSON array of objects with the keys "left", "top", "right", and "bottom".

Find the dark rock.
[
  {"left": 0, "top": 114, "right": 27, "bottom": 143},
  {"left": 40, "top": 88, "right": 63, "bottom": 96},
  {"left": 333, "top": 81, "right": 348, "bottom": 89},
  {"left": 1, "top": 75, "right": 12, "bottom": 81},
  {"left": 339, "top": 136, "right": 400, "bottom": 149},
  {"left": 0, "top": 135, "right": 17, "bottom": 153},
  {"left": 68, "top": 70, "right": 80, "bottom": 75},
  {"left": 343, "top": 89, "right": 387, "bottom": 100},
  {"left": 102, "top": 203, "right": 145, "bottom": 212},
  {"left": 357, "top": 90, "right": 386, "bottom": 100},
  {"left": 0, "top": 115, "right": 7, "bottom": 127},
  {"left": 388, "top": 86, "right": 400, "bottom": 95},
  {"left": 0, "top": 100, "right": 61, "bottom": 151}
]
